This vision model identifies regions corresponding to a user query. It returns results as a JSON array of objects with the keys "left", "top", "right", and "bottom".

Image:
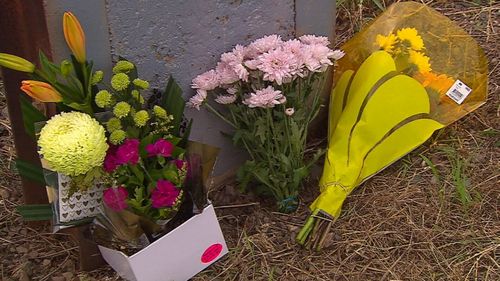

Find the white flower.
[
  {"left": 215, "top": 94, "right": 237, "bottom": 104},
  {"left": 187, "top": 89, "right": 207, "bottom": 110},
  {"left": 285, "top": 108, "right": 295, "bottom": 116}
]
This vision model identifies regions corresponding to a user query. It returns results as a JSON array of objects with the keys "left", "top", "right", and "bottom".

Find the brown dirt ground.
[{"left": 1, "top": 1, "right": 499, "bottom": 280}]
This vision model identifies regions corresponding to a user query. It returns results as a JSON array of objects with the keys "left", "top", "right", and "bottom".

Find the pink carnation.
[
  {"left": 151, "top": 179, "right": 180, "bottom": 208},
  {"left": 103, "top": 145, "right": 119, "bottom": 172},
  {"left": 103, "top": 186, "right": 128, "bottom": 211},
  {"left": 146, "top": 139, "right": 174, "bottom": 157},
  {"left": 191, "top": 69, "right": 219, "bottom": 91},
  {"left": 243, "top": 86, "right": 286, "bottom": 108},
  {"left": 187, "top": 89, "right": 207, "bottom": 110},
  {"left": 116, "top": 139, "right": 140, "bottom": 165},
  {"left": 299, "top": 34, "right": 330, "bottom": 46}
]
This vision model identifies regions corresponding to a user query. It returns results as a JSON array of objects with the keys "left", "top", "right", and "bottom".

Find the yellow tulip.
[
  {"left": 0, "top": 53, "right": 35, "bottom": 73},
  {"left": 63, "top": 12, "right": 86, "bottom": 63},
  {"left": 20, "top": 81, "right": 62, "bottom": 102}
]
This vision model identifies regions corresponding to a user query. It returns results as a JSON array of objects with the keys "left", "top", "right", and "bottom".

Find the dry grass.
[{"left": 1, "top": 1, "right": 499, "bottom": 280}]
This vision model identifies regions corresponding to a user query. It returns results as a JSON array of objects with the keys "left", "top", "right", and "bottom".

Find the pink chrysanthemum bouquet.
[{"left": 189, "top": 34, "right": 344, "bottom": 212}]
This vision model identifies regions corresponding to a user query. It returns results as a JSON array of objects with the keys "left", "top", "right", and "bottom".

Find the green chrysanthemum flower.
[
  {"left": 38, "top": 112, "right": 108, "bottom": 176},
  {"left": 106, "top": 117, "right": 122, "bottom": 132},
  {"left": 112, "top": 60, "right": 134, "bottom": 74},
  {"left": 113, "top": 101, "right": 131, "bottom": 119},
  {"left": 131, "top": 90, "right": 145, "bottom": 104},
  {"left": 109, "top": 129, "right": 126, "bottom": 145},
  {"left": 133, "top": 78, "right": 149, "bottom": 90},
  {"left": 111, "top": 73, "right": 130, "bottom": 91},
  {"left": 95, "top": 90, "right": 113, "bottom": 108},
  {"left": 153, "top": 105, "right": 168, "bottom": 119},
  {"left": 133, "top": 110, "right": 149, "bottom": 127},
  {"left": 91, "top": 70, "right": 104, "bottom": 85}
]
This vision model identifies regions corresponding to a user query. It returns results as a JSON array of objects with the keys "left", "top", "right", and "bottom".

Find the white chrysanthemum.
[{"left": 38, "top": 112, "right": 108, "bottom": 176}]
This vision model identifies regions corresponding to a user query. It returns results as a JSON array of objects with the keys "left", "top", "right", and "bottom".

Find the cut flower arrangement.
[{"left": 189, "top": 34, "right": 344, "bottom": 212}]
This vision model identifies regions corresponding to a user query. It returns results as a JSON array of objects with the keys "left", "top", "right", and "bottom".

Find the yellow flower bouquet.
[{"left": 297, "top": 2, "right": 488, "bottom": 250}]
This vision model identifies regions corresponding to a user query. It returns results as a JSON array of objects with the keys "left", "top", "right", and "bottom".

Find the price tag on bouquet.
[{"left": 446, "top": 79, "right": 473, "bottom": 105}]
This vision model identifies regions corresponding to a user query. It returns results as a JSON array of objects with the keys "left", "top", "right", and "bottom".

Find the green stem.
[
  {"left": 296, "top": 209, "right": 320, "bottom": 245},
  {"left": 206, "top": 103, "right": 236, "bottom": 128}
]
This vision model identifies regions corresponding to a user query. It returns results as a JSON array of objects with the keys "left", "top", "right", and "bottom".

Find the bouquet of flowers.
[
  {"left": 188, "top": 34, "right": 344, "bottom": 212},
  {"left": 296, "top": 2, "right": 488, "bottom": 250},
  {"left": 93, "top": 59, "right": 193, "bottom": 244}
]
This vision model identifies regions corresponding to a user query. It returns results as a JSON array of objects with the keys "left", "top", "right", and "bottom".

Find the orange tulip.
[
  {"left": 20, "top": 81, "right": 63, "bottom": 102},
  {"left": 63, "top": 12, "right": 86, "bottom": 63}
]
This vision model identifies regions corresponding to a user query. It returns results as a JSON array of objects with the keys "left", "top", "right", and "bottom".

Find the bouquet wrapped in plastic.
[{"left": 297, "top": 2, "right": 488, "bottom": 250}]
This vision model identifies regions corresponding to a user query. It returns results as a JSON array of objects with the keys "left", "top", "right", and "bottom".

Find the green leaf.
[
  {"left": 15, "top": 158, "right": 45, "bottom": 185},
  {"left": 160, "top": 76, "right": 185, "bottom": 136},
  {"left": 38, "top": 51, "right": 59, "bottom": 83},
  {"left": 16, "top": 204, "right": 53, "bottom": 221},
  {"left": 19, "top": 95, "right": 47, "bottom": 138}
]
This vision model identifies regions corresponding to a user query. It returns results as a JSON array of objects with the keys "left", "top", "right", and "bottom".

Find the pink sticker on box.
[{"left": 201, "top": 243, "right": 223, "bottom": 263}]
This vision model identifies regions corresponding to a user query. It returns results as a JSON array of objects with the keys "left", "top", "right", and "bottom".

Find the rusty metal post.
[{"left": 0, "top": 0, "right": 105, "bottom": 271}]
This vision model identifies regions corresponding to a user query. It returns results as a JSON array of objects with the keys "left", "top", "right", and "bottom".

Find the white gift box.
[{"left": 98, "top": 204, "right": 228, "bottom": 281}]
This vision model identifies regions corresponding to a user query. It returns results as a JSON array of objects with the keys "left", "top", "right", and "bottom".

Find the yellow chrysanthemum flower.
[
  {"left": 133, "top": 78, "right": 150, "bottom": 90},
  {"left": 133, "top": 110, "right": 150, "bottom": 127},
  {"left": 408, "top": 50, "right": 431, "bottom": 73},
  {"left": 113, "top": 101, "right": 131, "bottom": 119},
  {"left": 112, "top": 60, "right": 135, "bottom": 74},
  {"left": 153, "top": 105, "right": 168, "bottom": 119},
  {"left": 91, "top": 70, "right": 104, "bottom": 85},
  {"left": 375, "top": 34, "right": 397, "bottom": 52},
  {"left": 109, "top": 129, "right": 126, "bottom": 145},
  {"left": 111, "top": 73, "right": 130, "bottom": 91},
  {"left": 38, "top": 112, "right": 108, "bottom": 176},
  {"left": 95, "top": 90, "right": 113, "bottom": 108},
  {"left": 396, "top": 27, "right": 424, "bottom": 51},
  {"left": 106, "top": 117, "right": 122, "bottom": 132},
  {"left": 131, "top": 90, "right": 145, "bottom": 104}
]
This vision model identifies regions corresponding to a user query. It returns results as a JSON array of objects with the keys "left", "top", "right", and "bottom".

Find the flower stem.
[{"left": 206, "top": 103, "right": 236, "bottom": 128}]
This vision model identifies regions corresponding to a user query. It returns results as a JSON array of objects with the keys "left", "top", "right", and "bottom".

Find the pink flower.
[
  {"left": 215, "top": 62, "right": 240, "bottom": 85},
  {"left": 103, "top": 186, "right": 128, "bottom": 211},
  {"left": 146, "top": 139, "right": 174, "bottom": 157},
  {"left": 187, "top": 89, "right": 207, "bottom": 110},
  {"left": 220, "top": 45, "right": 249, "bottom": 82},
  {"left": 103, "top": 145, "right": 119, "bottom": 172},
  {"left": 285, "top": 107, "right": 295, "bottom": 116},
  {"left": 299, "top": 35, "right": 330, "bottom": 46},
  {"left": 172, "top": 159, "right": 186, "bottom": 169},
  {"left": 303, "top": 44, "right": 335, "bottom": 72},
  {"left": 151, "top": 179, "right": 180, "bottom": 208},
  {"left": 215, "top": 94, "right": 237, "bottom": 104},
  {"left": 116, "top": 139, "right": 140, "bottom": 165},
  {"left": 226, "top": 87, "right": 238, "bottom": 95},
  {"left": 191, "top": 69, "right": 219, "bottom": 91},
  {"left": 246, "top": 35, "right": 283, "bottom": 58},
  {"left": 243, "top": 86, "right": 286, "bottom": 108},
  {"left": 256, "top": 48, "right": 298, "bottom": 85}
]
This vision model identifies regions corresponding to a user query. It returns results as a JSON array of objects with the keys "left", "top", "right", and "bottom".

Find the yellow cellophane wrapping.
[{"left": 311, "top": 2, "right": 488, "bottom": 217}]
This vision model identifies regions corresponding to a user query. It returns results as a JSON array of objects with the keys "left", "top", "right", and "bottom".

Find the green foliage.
[
  {"left": 439, "top": 146, "right": 479, "bottom": 209},
  {"left": 19, "top": 95, "right": 47, "bottom": 138},
  {"left": 16, "top": 204, "right": 53, "bottom": 221}
]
